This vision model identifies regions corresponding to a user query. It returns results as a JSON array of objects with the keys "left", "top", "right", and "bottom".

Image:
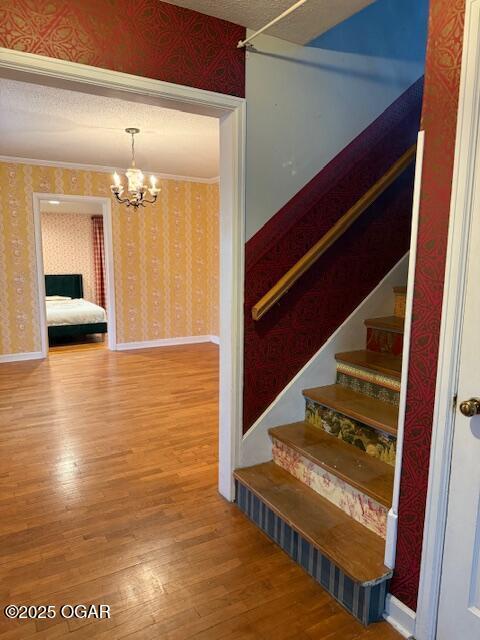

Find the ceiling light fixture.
[
  {"left": 111, "top": 128, "right": 160, "bottom": 210},
  {"left": 48, "top": 200, "right": 60, "bottom": 205}
]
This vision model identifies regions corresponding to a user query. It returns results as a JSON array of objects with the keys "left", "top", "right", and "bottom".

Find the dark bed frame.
[{"left": 45, "top": 274, "right": 107, "bottom": 341}]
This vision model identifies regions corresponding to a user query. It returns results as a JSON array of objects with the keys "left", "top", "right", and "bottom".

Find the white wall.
[{"left": 245, "top": 28, "right": 425, "bottom": 240}]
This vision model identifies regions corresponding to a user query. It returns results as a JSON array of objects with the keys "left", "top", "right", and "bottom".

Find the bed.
[{"left": 45, "top": 274, "right": 107, "bottom": 341}]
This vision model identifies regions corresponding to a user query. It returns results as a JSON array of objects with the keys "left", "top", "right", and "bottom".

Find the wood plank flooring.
[{"left": 0, "top": 344, "right": 401, "bottom": 639}]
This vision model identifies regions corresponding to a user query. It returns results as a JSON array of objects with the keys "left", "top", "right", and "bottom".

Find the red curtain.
[{"left": 92, "top": 216, "right": 106, "bottom": 309}]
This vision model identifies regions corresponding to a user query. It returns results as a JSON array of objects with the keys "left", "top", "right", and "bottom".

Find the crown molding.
[{"left": 0, "top": 155, "right": 220, "bottom": 184}]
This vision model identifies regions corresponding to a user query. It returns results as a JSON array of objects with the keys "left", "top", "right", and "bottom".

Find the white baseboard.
[
  {"left": 383, "top": 594, "right": 416, "bottom": 638},
  {"left": 240, "top": 254, "right": 409, "bottom": 467},
  {"left": 115, "top": 335, "right": 219, "bottom": 350},
  {"left": 0, "top": 351, "right": 44, "bottom": 363}
]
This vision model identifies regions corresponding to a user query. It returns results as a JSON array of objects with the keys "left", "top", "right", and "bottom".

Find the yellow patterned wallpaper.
[{"left": 0, "top": 161, "right": 219, "bottom": 355}]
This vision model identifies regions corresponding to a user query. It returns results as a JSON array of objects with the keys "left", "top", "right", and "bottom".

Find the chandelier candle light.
[{"left": 111, "top": 128, "right": 160, "bottom": 209}]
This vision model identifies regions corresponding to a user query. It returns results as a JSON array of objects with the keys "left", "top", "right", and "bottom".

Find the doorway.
[
  {"left": 0, "top": 48, "right": 245, "bottom": 502},
  {"left": 34, "top": 194, "right": 116, "bottom": 354}
]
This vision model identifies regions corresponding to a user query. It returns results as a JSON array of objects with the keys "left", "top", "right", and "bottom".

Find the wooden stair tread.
[
  {"left": 364, "top": 315, "right": 404, "bottom": 334},
  {"left": 335, "top": 350, "right": 402, "bottom": 380},
  {"left": 234, "top": 462, "right": 391, "bottom": 585},
  {"left": 269, "top": 421, "right": 394, "bottom": 506},
  {"left": 303, "top": 384, "right": 398, "bottom": 435}
]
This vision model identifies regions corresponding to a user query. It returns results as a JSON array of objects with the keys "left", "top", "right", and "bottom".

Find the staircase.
[{"left": 235, "top": 286, "right": 406, "bottom": 625}]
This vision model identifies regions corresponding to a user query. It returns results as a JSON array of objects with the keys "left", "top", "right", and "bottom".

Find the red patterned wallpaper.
[
  {"left": 243, "top": 80, "right": 423, "bottom": 433},
  {"left": 390, "top": 0, "right": 466, "bottom": 610},
  {"left": 0, "top": 0, "right": 245, "bottom": 97}
]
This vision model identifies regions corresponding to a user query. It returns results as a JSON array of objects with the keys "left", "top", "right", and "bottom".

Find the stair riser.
[
  {"left": 394, "top": 292, "right": 406, "bottom": 318},
  {"left": 336, "top": 364, "right": 400, "bottom": 406},
  {"left": 236, "top": 481, "right": 390, "bottom": 626},
  {"left": 366, "top": 327, "right": 403, "bottom": 356},
  {"left": 272, "top": 438, "right": 387, "bottom": 538},
  {"left": 305, "top": 398, "right": 396, "bottom": 466}
]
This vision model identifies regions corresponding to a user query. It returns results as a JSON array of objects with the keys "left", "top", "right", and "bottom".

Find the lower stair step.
[
  {"left": 269, "top": 422, "right": 394, "bottom": 508},
  {"left": 335, "top": 350, "right": 402, "bottom": 380},
  {"left": 303, "top": 384, "right": 397, "bottom": 467},
  {"left": 303, "top": 384, "right": 398, "bottom": 436},
  {"left": 364, "top": 316, "right": 404, "bottom": 333},
  {"left": 234, "top": 462, "right": 391, "bottom": 625}
]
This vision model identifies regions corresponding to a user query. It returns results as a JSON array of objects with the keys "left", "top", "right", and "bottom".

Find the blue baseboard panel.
[{"left": 236, "top": 480, "right": 389, "bottom": 625}]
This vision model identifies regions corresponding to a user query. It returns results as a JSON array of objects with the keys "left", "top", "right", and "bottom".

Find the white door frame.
[
  {"left": 415, "top": 1, "right": 480, "bottom": 638},
  {"left": 33, "top": 194, "right": 116, "bottom": 355},
  {"left": 0, "top": 47, "right": 246, "bottom": 502}
]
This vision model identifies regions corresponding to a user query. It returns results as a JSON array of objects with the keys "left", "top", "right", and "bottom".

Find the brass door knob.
[{"left": 459, "top": 398, "right": 480, "bottom": 417}]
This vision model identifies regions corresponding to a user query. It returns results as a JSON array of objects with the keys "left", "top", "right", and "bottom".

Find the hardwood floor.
[{"left": 0, "top": 344, "right": 401, "bottom": 639}]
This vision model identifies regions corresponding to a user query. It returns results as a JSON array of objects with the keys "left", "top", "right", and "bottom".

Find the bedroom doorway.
[{"left": 33, "top": 194, "right": 116, "bottom": 355}]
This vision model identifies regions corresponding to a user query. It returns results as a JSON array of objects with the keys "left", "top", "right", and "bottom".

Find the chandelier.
[{"left": 111, "top": 128, "right": 160, "bottom": 209}]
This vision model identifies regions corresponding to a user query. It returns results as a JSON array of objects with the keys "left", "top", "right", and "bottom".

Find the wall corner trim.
[
  {"left": 385, "top": 130, "right": 425, "bottom": 569},
  {"left": 385, "top": 510, "right": 398, "bottom": 569},
  {"left": 115, "top": 336, "right": 219, "bottom": 351},
  {"left": 383, "top": 594, "right": 416, "bottom": 638},
  {"left": 0, "top": 351, "right": 44, "bottom": 363}
]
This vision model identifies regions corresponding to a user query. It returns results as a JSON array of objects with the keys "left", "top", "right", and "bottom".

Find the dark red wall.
[
  {"left": 243, "top": 80, "right": 423, "bottom": 433},
  {"left": 390, "top": 0, "right": 466, "bottom": 610},
  {"left": 0, "top": 0, "right": 245, "bottom": 97}
]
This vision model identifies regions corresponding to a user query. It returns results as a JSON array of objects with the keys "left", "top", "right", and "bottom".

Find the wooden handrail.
[{"left": 252, "top": 144, "right": 417, "bottom": 321}]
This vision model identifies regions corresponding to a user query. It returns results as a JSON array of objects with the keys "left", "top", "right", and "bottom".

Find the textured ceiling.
[
  {"left": 163, "top": 0, "right": 376, "bottom": 44},
  {"left": 0, "top": 79, "right": 219, "bottom": 179}
]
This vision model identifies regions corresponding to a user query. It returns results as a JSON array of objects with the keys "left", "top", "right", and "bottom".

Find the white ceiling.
[
  {"left": 163, "top": 0, "right": 376, "bottom": 45},
  {"left": 0, "top": 79, "right": 219, "bottom": 179}
]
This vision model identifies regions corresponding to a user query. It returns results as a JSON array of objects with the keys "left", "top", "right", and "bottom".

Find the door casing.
[
  {"left": 0, "top": 47, "right": 246, "bottom": 503},
  {"left": 33, "top": 194, "right": 116, "bottom": 355}
]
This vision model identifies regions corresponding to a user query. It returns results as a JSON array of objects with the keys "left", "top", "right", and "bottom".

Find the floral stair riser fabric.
[{"left": 272, "top": 439, "right": 388, "bottom": 537}]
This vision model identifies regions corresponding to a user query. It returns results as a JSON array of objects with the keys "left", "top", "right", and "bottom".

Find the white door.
[{"left": 436, "top": 148, "right": 480, "bottom": 638}]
